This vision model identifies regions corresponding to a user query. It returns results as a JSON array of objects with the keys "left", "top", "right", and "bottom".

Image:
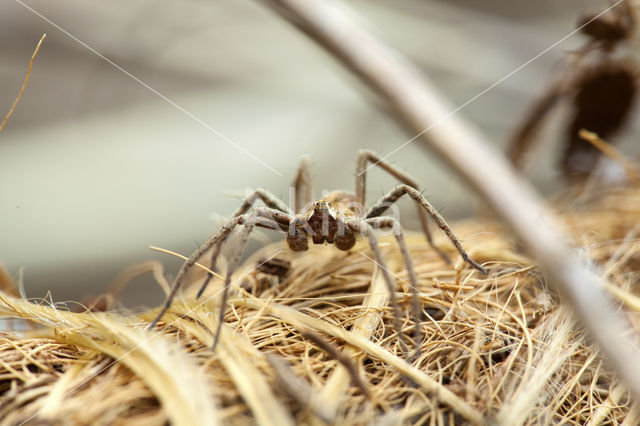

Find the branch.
[{"left": 259, "top": 0, "right": 640, "bottom": 399}]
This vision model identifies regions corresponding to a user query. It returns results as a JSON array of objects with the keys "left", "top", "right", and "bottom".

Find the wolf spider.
[
  {"left": 508, "top": 1, "right": 638, "bottom": 179},
  {"left": 149, "top": 150, "right": 487, "bottom": 354}
]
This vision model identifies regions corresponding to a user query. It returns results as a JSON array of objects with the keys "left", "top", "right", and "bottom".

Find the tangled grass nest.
[{"left": 1, "top": 186, "right": 639, "bottom": 425}]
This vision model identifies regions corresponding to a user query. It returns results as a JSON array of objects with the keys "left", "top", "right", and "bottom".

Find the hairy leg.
[
  {"left": 149, "top": 208, "right": 291, "bottom": 330},
  {"left": 211, "top": 211, "right": 260, "bottom": 350},
  {"left": 197, "top": 189, "right": 292, "bottom": 299},
  {"left": 349, "top": 220, "right": 409, "bottom": 355},
  {"left": 364, "top": 217, "right": 422, "bottom": 356},
  {"left": 354, "top": 149, "right": 450, "bottom": 263},
  {"left": 366, "top": 184, "right": 487, "bottom": 274},
  {"left": 293, "top": 155, "right": 314, "bottom": 214}
]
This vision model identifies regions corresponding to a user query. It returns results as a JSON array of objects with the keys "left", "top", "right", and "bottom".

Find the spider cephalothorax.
[
  {"left": 288, "top": 195, "right": 357, "bottom": 252},
  {"left": 149, "top": 150, "right": 487, "bottom": 355}
]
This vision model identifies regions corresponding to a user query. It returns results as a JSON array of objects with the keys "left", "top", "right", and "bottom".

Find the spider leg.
[
  {"left": 507, "top": 81, "right": 565, "bottom": 170},
  {"left": 293, "top": 155, "right": 314, "bottom": 213},
  {"left": 349, "top": 220, "right": 409, "bottom": 355},
  {"left": 354, "top": 149, "right": 451, "bottom": 264},
  {"left": 364, "top": 217, "right": 423, "bottom": 356},
  {"left": 148, "top": 208, "right": 292, "bottom": 330},
  {"left": 197, "top": 190, "right": 292, "bottom": 299},
  {"left": 211, "top": 211, "right": 261, "bottom": 351},
  {"left": 366, "top": 184, "right": 487, "bottom": 274}
]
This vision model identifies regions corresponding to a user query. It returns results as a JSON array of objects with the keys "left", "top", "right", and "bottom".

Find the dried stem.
[
  {"left": 0, "top": 34, "right": 46, "bottom": 134},
  {"left": 265, "top": 354, "right": 335, "bottom": 423},
  {"left": 300, "top": 328, "right": 371, "bottom": 399},
  {"left": 579, "top": 129, "right": 640, "bottom": 185},
  {"left": 258, "top": 0, "right": 640, "bottom": 398}
]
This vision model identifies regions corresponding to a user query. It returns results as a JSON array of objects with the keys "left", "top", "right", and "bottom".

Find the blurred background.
[{"left": 1, "top": 0, "right": 638, "bottom": 307}]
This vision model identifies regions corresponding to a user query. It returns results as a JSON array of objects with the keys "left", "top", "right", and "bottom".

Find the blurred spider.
[
  {"left": 149, "top": 150, "right": 487, "bottom": 354},
  {"left": 508, "top": 1, "right": 638, "bottom": 180}
]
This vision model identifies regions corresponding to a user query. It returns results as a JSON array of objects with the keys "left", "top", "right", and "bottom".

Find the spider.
[
  {"left": 149, "top": 150, "right": 487, "bottom": 354},
  {"left": 508, "top": 1, "right": 638, "bottom": 180}
]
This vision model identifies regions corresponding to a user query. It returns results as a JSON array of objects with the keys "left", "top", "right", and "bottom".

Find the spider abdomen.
[{"left": 565, "top": 62, "right": 637, "bottom": 175}]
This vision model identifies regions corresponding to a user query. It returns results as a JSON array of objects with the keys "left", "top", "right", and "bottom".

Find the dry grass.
[{"left": 1, "top": 186, "right": 639, "bottom": 425}]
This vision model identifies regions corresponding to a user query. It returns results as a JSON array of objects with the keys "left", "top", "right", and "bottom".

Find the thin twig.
[
  {"left": 300, "top": 328, "right": 371, "bottom": 399},
  {"left": 579, "top": 129, "right": 640, "bottom": 186},
  {"left": 0, "top": 34, "right": 46, "bottom": 134},
  {"left": 258, "top": 0, "right": 640, "bottom": 400},
  {"left": 149, "top": 245, "right": 224, "bottom": 281},
  {"left": 319, "top": 257, "right": 390, "bottom": 417},
  {"left": 265, "top": 353, "right": 335, "bottom": 424}
]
